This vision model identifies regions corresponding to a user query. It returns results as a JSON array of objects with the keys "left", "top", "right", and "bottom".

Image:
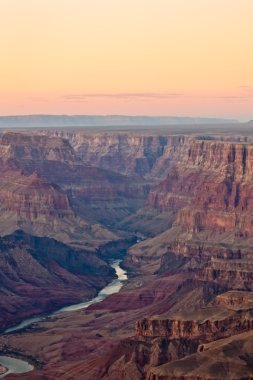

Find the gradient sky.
[{"left": 0, "top": 0, "right": 253, "bottom": 120}]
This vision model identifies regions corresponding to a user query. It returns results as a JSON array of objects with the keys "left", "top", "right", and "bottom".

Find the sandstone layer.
[
  {"left": 0, "top": 130, "right": 253, "bottom": 379},
  {"left": 127, "top": 138, "right": 253, "bottom": 278},
  {"left": 0, "top": 132, "right": 149, "bottom": 228},
  {"left": 0, "top": 165, "right": 117, "bottom": 249}
]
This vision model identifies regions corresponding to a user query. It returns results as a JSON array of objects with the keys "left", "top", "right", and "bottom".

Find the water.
[
  {"left": 57, "top": 259, "right": 127, "bottom": 313},
  {"left": 4, "top": 259, "right": 127, "bottom": 332},
  {"left": 0, "top": 356, "right": 33, "bottom": 378},
  {"left": 4, "top": 315, "right": 48, "bottom": 334},
  {"left": 1, "top": 259, "right": 127, "bottom": 377}
]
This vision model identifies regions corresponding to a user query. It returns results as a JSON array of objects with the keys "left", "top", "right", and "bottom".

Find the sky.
[{"left": 0, "top": 0, "right": 252, "bottom": 120}]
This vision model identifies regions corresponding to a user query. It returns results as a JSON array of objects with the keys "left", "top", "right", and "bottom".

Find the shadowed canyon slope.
[
  {"left": 0, "top": 132, "right": 150, "bottom": 227},
  {"left": 128, "top": 138, "right": 253, "bottom": 272},
  {"left": 1, "top": 127, "right": 253, "bottom": 379},
  {"left": 0, "top": 231, "right": 115, "bottom": 330},
  {"left": 0, "top": 132, "right": 150, "bottom": 243}
]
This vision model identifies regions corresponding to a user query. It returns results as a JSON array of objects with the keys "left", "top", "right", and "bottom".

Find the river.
[
  {"left": 57, "top": 259, "right": 127, "bottom": 313},
  {"left": 1, "top": 259, "right": 127, "bottom": 377},
  {"left": 0, "top": 356, "right": 34, "bottom": 378}
]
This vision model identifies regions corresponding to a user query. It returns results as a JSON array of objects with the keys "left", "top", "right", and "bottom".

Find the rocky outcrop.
[
  {"left": 102, "top": 336, "right": 199, "bottom": 380},
  {"left": 100, "top": 297, "right": 253, "bottom": 380},
  {"left": 214, "top": 291, "right": 253, "bottom": 308},
  {"left": 199, "top": 258, "right": 253, "bottom": 290},
  {"left": 136, "top": 309, "right": 253, "bottom": 342},
  {"left": 104, "top": 296, "right": 253, "bottom": 380},
  {"left": 147, "top": 330, "right": 253, "bottom": 380}
]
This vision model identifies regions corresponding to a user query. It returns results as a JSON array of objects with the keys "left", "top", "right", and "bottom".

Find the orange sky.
[{"left": 0, "top": 0, "right": 253, "bottom": 120}]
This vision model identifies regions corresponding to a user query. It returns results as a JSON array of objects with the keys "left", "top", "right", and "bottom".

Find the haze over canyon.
[
  {"left": 1, "top": 0, "right": 253, "bottom": 378},
  {"left": 0, "top": 120, "right": 252, "bottom": 379}
]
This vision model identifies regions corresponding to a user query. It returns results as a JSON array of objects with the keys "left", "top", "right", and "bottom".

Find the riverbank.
[
  {"left": 0, "top": 260, "right": 128, "bottom": 378},
  {"left": 0, "top": 356, "right": 33, "bottom": 378},
  {"left": 0, "top": 366, "right": 7, "bottom": 377},
  {"left": 3, "top": 259, "right": 127, "bottom": 334},
  {"left": 4, "top": 260, "right": 128, "bottom": 335}
]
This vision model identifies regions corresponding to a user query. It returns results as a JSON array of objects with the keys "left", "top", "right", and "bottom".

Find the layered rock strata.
[
  {"left": 0, "top": 166, "right": 117, "bottom": 248},
  {"left": 147, "top": 330, "right": 253, "bottom": 380},
  {"left": 0, "top": 132, "right": 149, "bottom": 227},
  {"left": 1, "top": 131, "right": 253, "bottom": 379},
  {"left": 127, "top": 139, "right": 253, "bottom": 276},
  {"left": 102, "top": 293, "right": 253, "bottom": 380},
  {"left": 46, "top": 131, "right": 187, "bottom": 179}
]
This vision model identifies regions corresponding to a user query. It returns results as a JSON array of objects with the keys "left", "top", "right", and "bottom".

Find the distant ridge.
[{"left": 0, "top": 115, "right": 238, "bottom": 128}]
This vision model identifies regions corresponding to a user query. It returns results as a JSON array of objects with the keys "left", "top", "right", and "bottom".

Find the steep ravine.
[
  {"left": 1, "top": 132, "right": 253, "bottom": 379},
  {"left": 4, "top": 259, "right": 128, "bottom": 334},
  {"left": 0, "top": 260, "right": 128, "bottom": 378},
  {"left": 0, "top": 231, "right": 137, "bottom": 331}
]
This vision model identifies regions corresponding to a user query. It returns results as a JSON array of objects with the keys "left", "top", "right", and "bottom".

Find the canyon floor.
[{"left": 0, "top": 123, "right": 253, "bottom": 379}]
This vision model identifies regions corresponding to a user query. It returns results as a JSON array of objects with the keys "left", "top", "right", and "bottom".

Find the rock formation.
[
  {"left": 0, "top": 230, "right": 115, "bottom": 330},
  {"left": 46, "top": 131, "right": 187, "bottom": 179},
  {"left": 127, "top": 138, "right": 253, "bottom": 277},
  {"left": 0, "top": 132, "right": 149, "bottom": 227},
  {"left": 147, "top": 330, "right": 253, "bottom": 380},
  {"left": 0, "top": 129, "right": 253, "bottom": 379},
  {"left": 0, "top": 165, "right": 117, "bottom": 248}
]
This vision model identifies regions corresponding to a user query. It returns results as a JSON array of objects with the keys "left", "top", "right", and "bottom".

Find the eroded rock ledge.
[{"left": 103, "top": 292, "right": 253, "bottom": 380}]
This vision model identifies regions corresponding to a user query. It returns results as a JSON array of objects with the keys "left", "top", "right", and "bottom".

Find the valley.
[{"left": 0, "top": 123, "right": 253, "bottom": 379}]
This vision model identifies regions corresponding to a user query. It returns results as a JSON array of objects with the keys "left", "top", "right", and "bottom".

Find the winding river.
[
  {"left": 0, "top": 356, "right": 33, "bottom": 378},
  {"left": 1, "top": 259, "right": 127, "bottom": 377}
]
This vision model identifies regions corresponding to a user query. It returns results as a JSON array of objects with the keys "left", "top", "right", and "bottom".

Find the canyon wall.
[
  {"left": 0, "top": 231, "right": 115, "bottom": 330},
  {"left": 100, "top": 136, "right": 253, "bottom": 379},
  {"left": 127, "top": 139, "right": 253, "bottom": 277},
  {"left": 46, "top": 130, "right": 187, "bottom": 179},
  {"left": 0, "top": 165, "right": 117, "bottom": 248},
  {"left": 1, "top": 130, "right": 253, "bottom": 379},
  {"left": 0, "top": 132, "right": 150, "bottom": 228}
]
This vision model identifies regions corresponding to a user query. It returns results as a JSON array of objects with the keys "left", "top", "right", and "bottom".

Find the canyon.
[{"left": 0, "top": 124, "right": 253, "bottom": 379}]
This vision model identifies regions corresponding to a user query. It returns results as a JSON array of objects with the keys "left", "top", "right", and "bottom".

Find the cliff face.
[
  {"left": 147, "top": 139, "right": 253, "bottom": 213},
  {"left": 0, "top": 132, "right": 150, "bottom": 227},
  {"left": 108, "top": 138, "right": 253, "bottom": 380},
  {"left": 39, "top": 132, "right": 253, "bottom": 238},
  {"left": 47, "top": 131, "right": 187, "bottom": 179},
  {"left": 1, "top": 130, "right": 253, "bottom": 380},
  {"left": 5, "top": 132, "right": 253, "bottom": 240},
  {"left": 0, "top": 166, "right": 117, "bottom": 248},
  {"left": 21, "top": 161, "right": 150, "bottom": 225},
  {"left": 136, "top": 310, "right": 253, "bottom": 342},
  {"left": 0, "top": 132, "right": 77, "bottom": 163},
  {"left": 41, "top": 131, "right": 194, "bottom": 234},
  {"left": 102, "top": 293, "right": 253, "bottom": 380},
  {"left": 214, "top": 291, "right": 253, "bottom": 308},
  {"left": 147, "top": 330, "right": 253, "bottom": 380},
  {"left": 128, "top": 139, "right": 253, "bottom": 277}
]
